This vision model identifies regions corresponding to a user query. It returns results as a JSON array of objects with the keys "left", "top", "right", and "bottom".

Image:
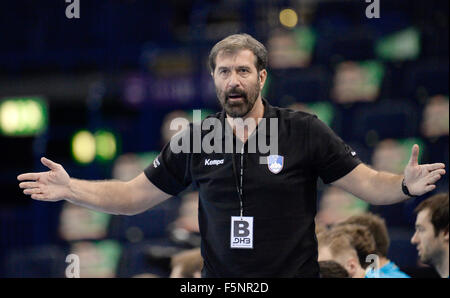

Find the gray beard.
[{"left": 216, "top": 79, "right": 261, "bottom": 118}]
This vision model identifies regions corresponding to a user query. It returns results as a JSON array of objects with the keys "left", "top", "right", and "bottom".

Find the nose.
[
  {"left": 411, "top": 232, "right": 418, "bottom": 245},
  {"left": 227, "top": 72, "right": 241, "bottom": 89}
]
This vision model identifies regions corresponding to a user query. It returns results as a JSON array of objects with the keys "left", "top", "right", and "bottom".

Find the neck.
[
  {"left": 354, "top": 267, "right": 367, "bottom": 278},
  {"left": 226, "top": 97, "right": 264, "bottom": 143},
  {"left": 434, "top": 246, "right": 449, "bottom": 278},
  {"left": 379, "top": 256, "right": 389, "bottom": 267}
]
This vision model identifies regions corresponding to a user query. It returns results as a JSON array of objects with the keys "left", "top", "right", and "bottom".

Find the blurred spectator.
[
  {"left": 319, "top": 260, "right": 350, "bottom": 278},
  {"left": 411, "top": 193, "right": 449, "bottom": 278},
  {"left": 315, "top": 221, "right": 328, "bottom": 237},
  {"left": 316, "top": 186, "right": 368, "bottom": 227},
  {"left": 170, "top": 247, "right": 203, "bottom": 278},
  {"left": 132, "top": 273, "right": 160, "bottom": 278},
  {"left": 70, "top": 240, "right": 122, "bottom": 278},
  {"left": 286, "top": 102, "right": 313, "bottom": 114},
  {"left": 59, "top": 203, "right": 111, "bottom": 241},
  {"left": 331, "top": 61, "right": 383, "bottom": 103},
  {"left": 168, "top": 191, "right": 200, "bottom": 247},
  {"left": 318, "top": 224, "right": 376, "bottom": 278},
  {"left": 286, "top": 101, "right": 335, "bottom": 127},
  {"left": 339, "top": 212, "right": 410, "bottom": 278},
  {"left": 421, "top": 95, "right": 449, "bottom": 139},
  {"left": 112, "top": 153, "right": 143, "bottom": 181},
  {"left": 267, "top": 27, "right": 315, "bottom": 69},
  {"left": 372, "top": 139, "right": 409, "bottom": 174},
  {"left": 160, "top": 110, "right": 190, "bottom": 146}
]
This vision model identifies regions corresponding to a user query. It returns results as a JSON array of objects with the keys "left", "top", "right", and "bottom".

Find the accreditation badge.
[{"left": 230, "top": 216, "right": 253, "bottom": 249}]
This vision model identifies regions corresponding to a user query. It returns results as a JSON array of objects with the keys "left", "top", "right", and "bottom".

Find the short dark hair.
[
  {"left": 415, "top": 193, "right": 449, "bottom": 236},
  {"left": 319, "top": 260, "right": 350, "bottom": 278},
  {"left": 208, "top": 33, "right": 268, "bottom": 73},
  {"left": 340, "top": 213, "right": 390, "bottom": 257}
]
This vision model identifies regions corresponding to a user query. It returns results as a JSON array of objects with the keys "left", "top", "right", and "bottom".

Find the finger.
[
  {"left": 31, "top": 194, "right": 47, "bottom": 200},
  {"left": 424, "top": 185, "right": 436, "bottom": 192},
  {"left": 425, "top": 163, "right": 446, "bottom": 172},
  {"left": 427, "top": 174, "right": 442, "bottom": 184},
  {"left": 19, "top": 182, "right": 41, "bottom": 189},
  {"left": 408, "top": 144, "right": 419, "bottom": 166},
  {"left": 17, "top": 172, "right": 45, "bottom": 181},
  {"left": 23, "top": 188, "right": 43, "bottom": 195},
  {"left": 41, "top": 157, "right": 61, "bottom": 170},
  {"left": 430, "top": 169, "right": 446, "bottom": 176}
]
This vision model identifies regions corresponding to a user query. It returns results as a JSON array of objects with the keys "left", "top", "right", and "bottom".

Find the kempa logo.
[{"left": 205, "top": 159, "right": 224, "bottom": 166}]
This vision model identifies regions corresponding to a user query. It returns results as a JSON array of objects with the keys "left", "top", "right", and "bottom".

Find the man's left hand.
[{"left": 404, "top": 144, "right": 446, "bottom": 196}]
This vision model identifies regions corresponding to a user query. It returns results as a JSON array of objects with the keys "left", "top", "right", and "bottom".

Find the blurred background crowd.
[{"left": 0, "top": 0, "right": 448, "bottom": 277}]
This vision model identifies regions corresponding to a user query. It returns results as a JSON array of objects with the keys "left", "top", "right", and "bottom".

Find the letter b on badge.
[
  {"left": 230, "top": 216, "right": 253, "bottom": 249},
  {"left": 234, "top": 221, "right": 250, "bottom": 237}
]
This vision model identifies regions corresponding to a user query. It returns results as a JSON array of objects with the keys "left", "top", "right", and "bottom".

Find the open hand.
[
  {"left": 403, "top": 144, "right": 446, "bottom": 196},
  {"left": 18, "top": 157, "right": 70, "bottom": 202}
]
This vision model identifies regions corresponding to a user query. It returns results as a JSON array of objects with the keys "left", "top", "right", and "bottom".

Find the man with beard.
[
  {"left": 18, "top": 34, "right": 446, "bottom": 277},
  {"left": 411, "top": 193, "right": 449, "bottom": 278}
]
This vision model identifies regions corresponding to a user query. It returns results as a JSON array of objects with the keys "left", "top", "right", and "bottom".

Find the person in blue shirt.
[{"left": 339, "top": 212, "right": 410, "bottom": 278}]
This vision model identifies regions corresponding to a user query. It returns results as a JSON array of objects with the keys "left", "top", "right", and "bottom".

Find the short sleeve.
[
  {"left": 309, "top": 115, "right": 361, "bottom": 184},
  {"left": 144, "top": 126, "right": 192, "bottom": 196}
]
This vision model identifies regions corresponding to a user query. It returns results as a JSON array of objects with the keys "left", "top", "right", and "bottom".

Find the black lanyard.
[{"left": 231, "top": 144, "right": 245, "bottom": 217}]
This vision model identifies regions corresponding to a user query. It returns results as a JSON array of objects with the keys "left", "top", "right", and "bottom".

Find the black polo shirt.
[{"left": 144, "top": 99, "right": 361, "bottom": 277}]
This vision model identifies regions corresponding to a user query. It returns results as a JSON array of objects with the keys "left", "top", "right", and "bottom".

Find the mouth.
[
  {"left": 227, "top": 93, "right": 245, "bottom": 103},
  {"left": 417, "top": 248, "right": 422, "bottom": 256}
]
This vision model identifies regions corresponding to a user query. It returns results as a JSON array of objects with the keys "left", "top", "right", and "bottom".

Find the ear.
[
  {"left": 258, "top": 69, "right": 268, "bottom": 90},
  {"left": 442, "top": 226, "right": 449, "bottom": 242},
  {"left": 346, "top": 258, "right": 358, "bottom": 278}
]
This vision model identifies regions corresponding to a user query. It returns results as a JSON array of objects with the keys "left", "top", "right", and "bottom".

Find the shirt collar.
[{"left": 219, "top": 98, "right": 276, "bottom": 141}]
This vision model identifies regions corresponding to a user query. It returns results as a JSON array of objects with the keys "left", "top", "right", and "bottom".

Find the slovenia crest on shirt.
[{"left": 267, "top": 155, "right": 284, "bottom": 174}]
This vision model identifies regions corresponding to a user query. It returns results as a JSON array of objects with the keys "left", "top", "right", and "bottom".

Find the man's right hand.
[{"left": 18, "top": 157, "right": 70, "bottom": 202}]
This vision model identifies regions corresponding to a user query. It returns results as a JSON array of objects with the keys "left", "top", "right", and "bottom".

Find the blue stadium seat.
[
  {"left": 351, "top": 100, "right": 420, "bottom": 143},
  {"left": 314, "top": 28, "right": 376, "bottom": 64},
  {"left": 387, "top": 227, "right": 419, "bottom": 269},
  {"left": 2, "top": 245, "right": 67, "bottom": 277},
  {"left": 267, "top": 67, "right": 331, "bottom": 104},
  {"left": 116, "top": 239, "right": 182, "bottom": 277},
  {"left": 403, "top": 59, "right": 449, "bottom": 101},
  {"left": 380, "top": 61, "right": 416, "bottom": 99},
  {"left": 107, "top": 199, "right": 180, "bottom": 242}
]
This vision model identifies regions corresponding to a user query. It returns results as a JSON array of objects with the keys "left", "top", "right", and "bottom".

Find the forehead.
[
  {"left": 215, "top": 49, "right": 257, "bottom": 68},
  {"left": 318, "top": 245, "right": 333, "bottom": 261},
  {"left": 416, "top": 209, "right": 432, "bottom": 225}
]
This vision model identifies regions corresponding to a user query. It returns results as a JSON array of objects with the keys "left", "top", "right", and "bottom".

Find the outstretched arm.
[
  {"left": 332, "top": 144, "right": 446, "bottom": 205},
  {"left": 18, "top": 157, "right": 171, "bottom": 215}
]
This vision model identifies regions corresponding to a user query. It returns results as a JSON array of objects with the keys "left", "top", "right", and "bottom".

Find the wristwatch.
[{"left": 402, "top": 178, "right": 418, "bottom": 197}]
